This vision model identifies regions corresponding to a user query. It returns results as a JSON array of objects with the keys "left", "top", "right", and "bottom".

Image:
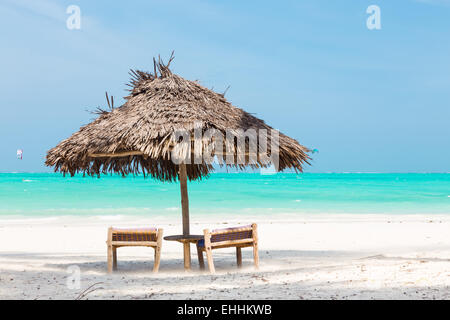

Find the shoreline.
[{"left": 1, "top": 212, "right": 450, "bottom": 225}]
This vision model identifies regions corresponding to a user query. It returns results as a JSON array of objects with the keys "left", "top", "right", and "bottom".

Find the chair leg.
[
  {"left": 253, "top": 242, "right": 259, "bottom": 269},
  {"left": 107, "top": 245, "right": 113, "bottom": 273},
  {"left": 112, "top": 246, "right": 117, "bottom": 271},
  {"left": 205, "top": 247, "right": 215, "bottom": 274},
  {"left": 153, "top": 246, "right": 161, "bottom": 273},
  {"left": 236, "top": 247, "right": 242, "bottom": 268},
  {"left": 153, "top": 228, "right": 163, "bottom": 273},
  {"left": 197, "top": 246, "right": 205, "bottom": 270}
]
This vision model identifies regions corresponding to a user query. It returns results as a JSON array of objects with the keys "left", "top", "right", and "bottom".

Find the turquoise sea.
[{"left": 0, "top": 173, "right": 449, "bottom": 218}]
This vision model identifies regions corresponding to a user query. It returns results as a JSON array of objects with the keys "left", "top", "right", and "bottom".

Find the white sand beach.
[{"left": 1, "top": 214, "right": 449, "bottom": 300}]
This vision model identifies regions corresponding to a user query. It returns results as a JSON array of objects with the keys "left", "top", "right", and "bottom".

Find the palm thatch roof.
[{"left": 45, "top": 54, "right": 310, "bottom": 181}]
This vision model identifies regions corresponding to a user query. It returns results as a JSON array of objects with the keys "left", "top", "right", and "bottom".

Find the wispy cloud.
[
  {"left": 1, "top": 0, "right": 67, "bottom": 22},
  {"left": 414, "top": 0, "right": 450, "bottom": 7}
]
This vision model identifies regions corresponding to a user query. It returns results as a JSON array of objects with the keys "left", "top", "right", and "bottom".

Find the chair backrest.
[
  {"left": 110, "top": 227, "right": 158, "bottom": 242},
  {"left": 209, "top": 224, "right": 254, "bottom": 243}
]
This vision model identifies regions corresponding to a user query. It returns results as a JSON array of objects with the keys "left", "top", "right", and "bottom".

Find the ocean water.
[{"left": 0, "top": 173, "right": 449, "bottom": 219}]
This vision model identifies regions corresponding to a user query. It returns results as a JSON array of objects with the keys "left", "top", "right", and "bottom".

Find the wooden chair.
[
  {"left": 196, "top": 223, "right": 259, "bottom": 273},
  {"left": 106, "top": 227, "right": 163, "bottom": 273}
]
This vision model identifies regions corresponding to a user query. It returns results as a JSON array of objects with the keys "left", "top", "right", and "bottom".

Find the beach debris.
[
  {"left": 17, "top": 149, "right": 23, "bottom": 160},
  {"left": 251, "top": 274, "right": 269, "bottom": 282},
  {"left": 75, "top": 282, "right": 104, "bottom": 300}
]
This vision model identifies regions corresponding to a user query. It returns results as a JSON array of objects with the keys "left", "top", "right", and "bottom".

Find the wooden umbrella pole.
[
  {"left": 179, "top": 163, "right": 190, "bottom": 236},
  {"left": 179, "top": 163, "right": 191, "bottom": 270}
]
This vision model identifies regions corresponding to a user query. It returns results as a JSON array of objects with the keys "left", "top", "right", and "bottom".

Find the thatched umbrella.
[{"left": 46, "top": 54, "right": 310, "bottom": 264}]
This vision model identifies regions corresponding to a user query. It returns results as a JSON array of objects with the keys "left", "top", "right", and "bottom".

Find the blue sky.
[{"left": 0, "top": 0, "right": 449, "bottom": 173}]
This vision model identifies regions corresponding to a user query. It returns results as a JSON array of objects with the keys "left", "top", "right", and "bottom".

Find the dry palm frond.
[{"left": 91, "top": 92, "right": 115, "bottom": 115}]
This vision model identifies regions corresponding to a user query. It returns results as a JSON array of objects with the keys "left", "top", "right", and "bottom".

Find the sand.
[{"left": 0, "top": 214, "right": 449, "bottom": 300}]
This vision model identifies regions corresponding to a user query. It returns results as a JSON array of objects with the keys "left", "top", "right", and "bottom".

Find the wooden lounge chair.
[
  {"left": 106, "top": 227, "right": 163, "bottom": 273},
  {"left": 196, "top": 223, "right": 259, "bottom": 273}
]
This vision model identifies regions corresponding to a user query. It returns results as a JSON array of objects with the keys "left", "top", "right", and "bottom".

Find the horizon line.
[{"left": 1, "top": 171, "right": 449, "bottom": 175}]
